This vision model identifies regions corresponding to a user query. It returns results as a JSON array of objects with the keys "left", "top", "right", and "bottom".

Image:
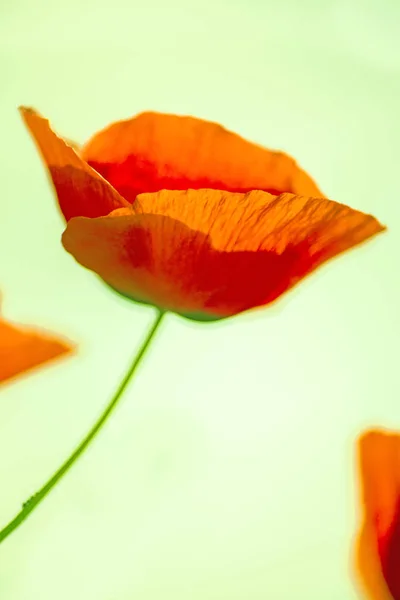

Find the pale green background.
[{"left": 0, "top": 0, "right": 399, "bottom": 598}]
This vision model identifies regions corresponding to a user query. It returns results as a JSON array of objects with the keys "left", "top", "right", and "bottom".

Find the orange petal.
[
  {"left": 62, "top": 189, "right": 385, "bottom": 320},
  {"left": 19, "top": 107, "right": 129, "bottom": 221},
  {"left": 0, "top": 309, "right": 73, "bottom": 386},
  {"left": 81, "top": 112, "right": 324, "bottom": 202},
  {"left": 356, "top": 430, "right": 400, "bottom": 600}
]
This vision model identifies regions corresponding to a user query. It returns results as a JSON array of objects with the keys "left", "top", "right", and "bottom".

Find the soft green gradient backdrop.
[{"left": 0, "top": 0, "right": 399, "bottom": 598}]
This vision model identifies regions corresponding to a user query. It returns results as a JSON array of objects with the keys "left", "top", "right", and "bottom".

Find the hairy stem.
[{"left": 0, "top": 310, "right": 165, "bottom": 545}]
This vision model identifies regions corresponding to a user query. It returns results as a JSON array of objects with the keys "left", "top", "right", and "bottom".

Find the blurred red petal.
[
  {"left": 356, "top": 430, "right": 400, "bottom": 600},
  {"left": 0, "top": 308, "right": 73, "bottom": 386},
  {"left": 81, "top": 111, "right": 323, "bottom": 201}
]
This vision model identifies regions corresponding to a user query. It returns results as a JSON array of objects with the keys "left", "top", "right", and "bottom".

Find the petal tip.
[{"left": 18, "top": 105, "right": 40, "bottom": 120}]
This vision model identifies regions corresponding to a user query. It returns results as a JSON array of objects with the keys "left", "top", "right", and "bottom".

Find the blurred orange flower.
[
  {"left": 356, "top": 430, "right": 400, "bottom": 600},
  {"left": 0, "top": 298, "right": 73, "bottom": 386},
  {"left": 20, "top": 107, "right": 385, "bottom": 321}
]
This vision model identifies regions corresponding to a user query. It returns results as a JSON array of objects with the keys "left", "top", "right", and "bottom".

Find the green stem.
[{"left": 0, "top": 310, "right": 165, "bottom": 545}]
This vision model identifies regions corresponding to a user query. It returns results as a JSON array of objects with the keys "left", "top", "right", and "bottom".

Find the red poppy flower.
[
  {"left": 356, "top": 430, "right": 400, "bottom": 600},
  {"left": 0, "top": 297, "right": 73, "bottom": 385},
  {"left": 20, "top": 107, "right": 385, "bottom": 321}
]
